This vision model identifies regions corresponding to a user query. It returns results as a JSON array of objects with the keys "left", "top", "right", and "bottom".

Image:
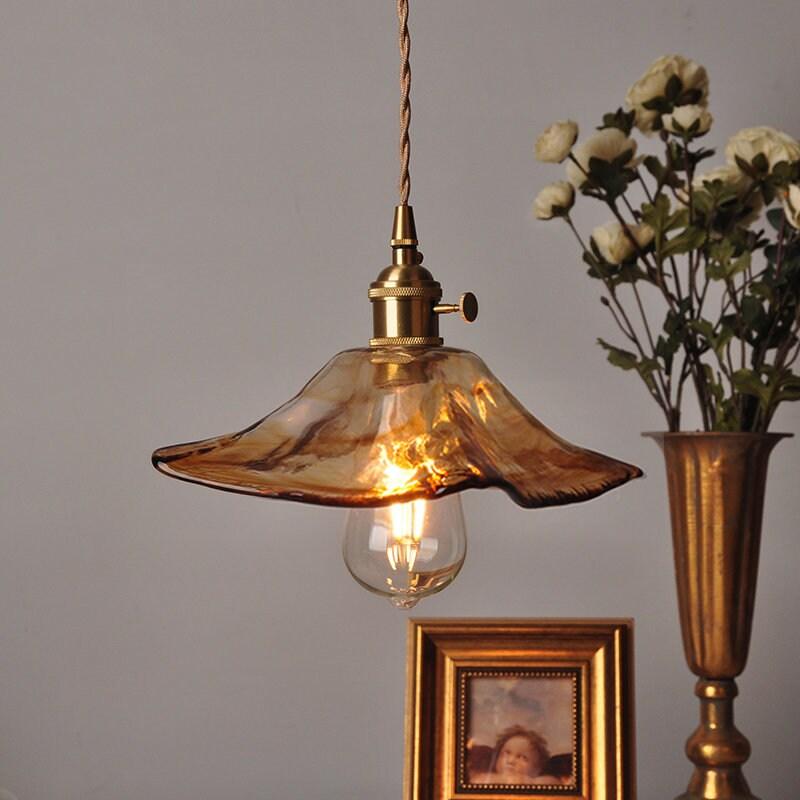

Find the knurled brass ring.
[
  {"left": 370, "top": 336, "right": 443, "bottom": 347},
  {"left": 368, "top": 286, "right": 441, "bottom": 299}
]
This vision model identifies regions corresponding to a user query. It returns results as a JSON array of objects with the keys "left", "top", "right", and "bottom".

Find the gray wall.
[{"left": 2, "top": 2, "right": 799, "bottom": 798}]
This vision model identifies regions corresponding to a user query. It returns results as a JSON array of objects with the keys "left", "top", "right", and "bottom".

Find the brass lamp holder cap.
[{"left": 369, "top": 205, "right": 477, "bottom": 347}]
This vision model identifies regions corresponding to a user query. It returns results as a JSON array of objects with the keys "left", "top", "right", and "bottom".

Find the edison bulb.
[{"left": 343, "top": 494, "right": 467, "bottom": 608}]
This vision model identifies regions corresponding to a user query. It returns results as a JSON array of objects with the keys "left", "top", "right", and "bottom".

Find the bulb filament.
[{"left": 386, "top": 499, "right": 427, "bottom": 572}]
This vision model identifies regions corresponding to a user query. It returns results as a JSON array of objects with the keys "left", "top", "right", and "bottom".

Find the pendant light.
[{"left": 153, "top": 0, "right": 642, "bottom": 608}]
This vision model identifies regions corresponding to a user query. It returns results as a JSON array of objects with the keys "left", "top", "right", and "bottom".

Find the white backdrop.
[{"left": 2, "top": 2, "right": 799, "bottom": 798}]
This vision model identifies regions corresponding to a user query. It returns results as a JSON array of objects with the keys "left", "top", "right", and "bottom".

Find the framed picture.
[{"left": 404, "top": 619, "right": 634, "bottom": 800}]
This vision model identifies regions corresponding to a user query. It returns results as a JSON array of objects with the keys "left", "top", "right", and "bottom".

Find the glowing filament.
[{"left": 386, "top": 499, "right": 427, "bottom": 572}]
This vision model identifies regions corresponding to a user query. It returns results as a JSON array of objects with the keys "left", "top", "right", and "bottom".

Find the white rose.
[
  {"left": 535, "top": 120, "right": 579, "bottom": 163},
  {"left": 693, "top": 164, "right": 749, "bottom": 195},
  {"left": 566, "top": 128, "right": 638, "bottom": 188},
  {"left": 533, "top": 181, "right": 575, "bottom": 220},
  {"left": 662, "top": 104, "right": 713, "bottom": 136},
  {"left": 625, "top": 54, "right": 709, "bottom": 135},
  {"left": 592, "top": 221, "right": 654, "bottom": 265},
  {"left": 783, "top": 185, "right": 800, "bottom": 229},
  {"left": 725, "top": 126, "right": 800, "bottom": 172}
]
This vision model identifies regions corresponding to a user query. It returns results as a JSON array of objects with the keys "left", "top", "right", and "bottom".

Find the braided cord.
[{"left": 397, "top": 0, "right": 411, "bottom": 204}]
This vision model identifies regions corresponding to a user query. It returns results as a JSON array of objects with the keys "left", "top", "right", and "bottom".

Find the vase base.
[{"left": 675, "top": 766, "right": 760, "bottom": 800}]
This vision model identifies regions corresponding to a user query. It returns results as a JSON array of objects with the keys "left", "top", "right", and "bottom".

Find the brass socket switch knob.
[
  {"left": 369, "top": 206, "right": 478, "bottom": 347},
  {"left": 434, "top": 292, "right": 479, "bottom": 323}
]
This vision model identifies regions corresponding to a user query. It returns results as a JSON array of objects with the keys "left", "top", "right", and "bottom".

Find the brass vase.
[{"left": 646, "top": 432, "right": 791, "bottom": 800}]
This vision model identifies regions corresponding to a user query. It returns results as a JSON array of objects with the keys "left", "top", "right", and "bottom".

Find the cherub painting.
[{"left": 460, "top": 671, "right": 578, "bottom": 792}]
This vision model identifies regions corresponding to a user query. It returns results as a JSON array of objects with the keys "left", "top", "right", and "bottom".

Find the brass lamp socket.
[{"left": 369, "top": 205, "right": 477, "bottom": 348}]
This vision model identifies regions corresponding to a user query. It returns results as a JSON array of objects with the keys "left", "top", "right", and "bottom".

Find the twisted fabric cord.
[{"left": 397, "top": 0, "right": 411, "bottom": 204}]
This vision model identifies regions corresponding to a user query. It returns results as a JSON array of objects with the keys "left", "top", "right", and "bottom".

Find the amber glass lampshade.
[{"left": 152, "top": 346, "right": 641, "bottom": 508}]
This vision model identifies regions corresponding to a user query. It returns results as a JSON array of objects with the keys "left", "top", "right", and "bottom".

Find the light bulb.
[{"left": 343, "top": 493, "right": 467, "bottom": 609}]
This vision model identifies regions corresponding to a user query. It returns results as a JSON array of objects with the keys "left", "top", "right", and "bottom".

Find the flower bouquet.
[
  {"left": 533, "top": 56, "right": 800, "bottom": 800},
  {"left": 533, "top": 55, "right": 800, "bottom": 432}
]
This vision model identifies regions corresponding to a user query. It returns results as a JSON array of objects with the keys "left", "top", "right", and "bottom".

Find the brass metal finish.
[
  {"left": 434, "top": 292, "right": 479, "bottom": 323},
  {"left": 392, "top": 203, "right": 419, "bottom": 247},
  {"left": 676, "top": 680, "right": 753, "bottom": 800},
  {"left": 646, "top": 432, "right": 791, "bottom": 800},
  {"left": 370, "top": 206, "right": 477, "bottom": 347},
  {"left": 369, "top": 336, "right": 443, "bottom": 347},
  {"left": 404, "top": 619, "right": 636, "bottom": 800},
  {"left": 369, "top": 286, "right": 441, "bottom": 299}
]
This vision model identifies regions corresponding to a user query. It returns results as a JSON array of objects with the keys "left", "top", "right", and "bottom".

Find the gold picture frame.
[{"left": 404, "top": 619, "right": 635, "bottom": 800}]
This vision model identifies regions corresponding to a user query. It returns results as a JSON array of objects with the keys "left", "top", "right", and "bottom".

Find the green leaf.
[
  {"left": 662, "top": 298, "right": 692, "bottom": 338},
  {"left": 670, "top": 119, "right": 687, "bottom": 135},
  {"left": 663, "top": 311, "right": 681, "bottom": 336},
  {"left": 771, "top": 161, "right": 794, "bottom": 183},
  {"left": 707, "top": 240, "right": 736, "bottom": 263},
  {"left": 705, "top": 261, "right": 727, "bottom": 281},
  {"left": 701, "top": 178, "right": 739, "bottom": 206},
  {"left": 664, "top": 75, "right": 683, "bottom": 102},
  {"left": 712, "top": 399, "right": 740, "bottom": 431},
  {"left": 640, "top": 194, "right": 672, "bottom": 236},
  {"left": 741, "top": 295, "right": 763, "bottom": 328},
  {"left": 655, "top": 334, "right": 680, "bottom": 372},
  {"left": 678, "top": 88, "right": 704, "bottom": 105},
  {"left": 642, "top": 96, "right": 671, "bottom": 113},
  {"left": 692, "top": 189, "right": 714, "bottom": 216},
  {"left": 642, "top": 155, "right": 684, "bottom": 192},
  {"left": 692, "top": 147, "right": 716, "bottom": 166},
  {"left": 661, "top": 226, "right": 707, "bottom": 257},
  {"left": 666, "top": 207, "right": 690, "bottom": 232},
  {"left": 735, "top": 155, "right": 758, "bottom": 178},
  {"left": 635, "top": 357, "right": 661, "bottom": 393},
  {"left": 598, "top": 108, "right": 636, "bottom": 136},
  {"left": 597, "top": 340, "right": 665, "bottom": 397},
  {"left": 732, "top": 369, "right": 768, "bottom": 404},
  {"left": 706, "top": 261, "right": 728, "bottom": 281},
  {"left": 712, "top": 324, "right": 735, "bottom": 359},
  {"left": 703, "top": 364, "right": 726, "bottom": 404},
  {"left": 729, "top": 251, "right": 751, "bottom": 278},
  {"left": 761, "top": 366, "right": 800, "bottom": 405},
  {"left": 612, "top": 261, "right": 650, "bottom": 286},
  {"left": 667, "top": 141, "right": 687, "bottom": 171},
  {"left": 643, "top": 155, "right": 665, "bottom": 181},
  {"left": 587, "top": 156, "right": 633, "bottom": 200},
  {"left": 583, "top": 249, "right": 614, "bottom": 279},
  {"left": 752, "top": 153, "right": 769, "bottom": 174},
  {"left": 764, "top": 244, "right": 779, "bottom": 264},
  {"left": 612, "top": 148, "right": 635, "bottom": 169},
  {"left": 663, "top": 315, "right": 681, "bottom": 338},
  {"left": 597, "top": 338, "right": 639, "bottom": 370},
  {"left": 720, "top": 312, "right": 739, "bottom": 333},
  {"left": 750, "top": 281, "right": 775, "bottom": 303},
  {"left": 767, "top": 208, "right": 785, "bottom": 231},
  {"left": 688, "top": 119, "right": 703, "bottom": 136},
  {"left": 688, "top": 319, "right": 715, "bottom": 341},
  {"left": 733, "top": 366, "right": 800, "bottom": 415},
  {"left": 777, "top": 374, "right": 800, "bottom": 402}
]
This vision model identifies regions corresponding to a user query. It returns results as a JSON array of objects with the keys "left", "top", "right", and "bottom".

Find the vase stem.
[{"left": 676, "top": 679, "right": 757, "bottom": 800}]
